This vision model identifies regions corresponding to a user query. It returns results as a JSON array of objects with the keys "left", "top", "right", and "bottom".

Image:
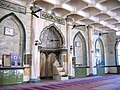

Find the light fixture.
[
  {"left": 65, "top": 16, "right": 73, "bottom": 22},
  {"left": 70, "top": 45, "right": 73, "bottom": 53},
  {"left": 98, "top": 32, "right": 108, "bottom": 36},
  {"left": 35, "top": 40, "right": 41, "bottom": 46}
]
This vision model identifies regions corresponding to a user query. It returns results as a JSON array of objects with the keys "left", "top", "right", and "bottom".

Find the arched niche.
[
  {"left": 39, "top": 23, "right": 65, "bottom": 49},
  {"left": 39, "top": 23, "right": 66, "bottom": 79},
  {"left": 95, "top": 38, "right": 105, "bottom": 66},
  {"left": 73, "top": 31, "right": 87, "bottom": 66},
  {"left": 0, "top": 12, "right": 26, "bottom": 65}
]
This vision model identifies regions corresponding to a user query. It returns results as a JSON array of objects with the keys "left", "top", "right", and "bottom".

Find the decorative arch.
[
  {"left": 39, "top": 23, "right": 65, "bottom": 48},
  {"left": 0, "top": 12, "right": 26, "bottom": 62},
  {"left": 95, "top": 38, "right": 105, "bottom": 66},
  {"left": 73, "top": 31, "right": 87, "bottom": 66}
]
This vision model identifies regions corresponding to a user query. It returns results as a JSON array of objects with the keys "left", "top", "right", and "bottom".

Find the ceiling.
[{"left": 23, "top": 0, "right": 120, "bottom": 32}]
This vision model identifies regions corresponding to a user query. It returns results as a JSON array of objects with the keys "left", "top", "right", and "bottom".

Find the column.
[
  {"left": 87, "top": 26, "right": 94, "bottom": 75},
  {"left": 30, "top": 13, "right": 40, "bottom": 82},
  {"left": 64, "top": 20, "right": 69, "bottom": 75}
]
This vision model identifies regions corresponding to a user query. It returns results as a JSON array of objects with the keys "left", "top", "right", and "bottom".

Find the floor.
[{"left": 0, "top": 74, "right": 120, "bottom": 90}]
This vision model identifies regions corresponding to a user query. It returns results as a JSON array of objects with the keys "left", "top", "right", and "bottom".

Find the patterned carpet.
[{"left": 0, "top": 74, "right": 120, "bottom": 90}]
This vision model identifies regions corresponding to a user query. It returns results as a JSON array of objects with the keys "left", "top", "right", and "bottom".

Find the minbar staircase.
[{"left": 53, "top": 60, "right": 68, "bottom": 80}]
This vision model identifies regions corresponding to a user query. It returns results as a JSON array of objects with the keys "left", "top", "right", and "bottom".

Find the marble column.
[
  {"left": 64, "top": 20, "right": 69, "bottom": 75},
  {"left": 30, "top": 13, "right": 40, "bottom": 82},
  {"left": 87, "top": 26, "right": 94, "bottom": 75}
]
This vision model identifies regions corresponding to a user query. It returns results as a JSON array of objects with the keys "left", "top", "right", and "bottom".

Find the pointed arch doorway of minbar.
[{"left": 39, "top": 23, "right": 66, "bottom": 79}]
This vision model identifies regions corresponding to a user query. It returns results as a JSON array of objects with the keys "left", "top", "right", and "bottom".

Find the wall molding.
[{"left": 0, "top": 0, "right": 26, "bottom": 14}]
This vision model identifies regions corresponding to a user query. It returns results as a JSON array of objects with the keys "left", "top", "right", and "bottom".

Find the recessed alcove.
[{"left": 38, "top": 24, "right": 67, "bottom": 79}]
